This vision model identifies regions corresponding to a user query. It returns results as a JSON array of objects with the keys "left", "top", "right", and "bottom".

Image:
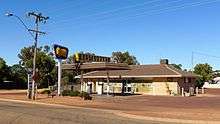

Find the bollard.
[
  {"left": 196, "top": 87, "right": 199, "bottom": 95},
  {"left": 202, "top": 87, "right": 205, "bottom": 94},
  {"left": 189, "top": 87, "right": 194, "bottom": 96},
  {"left": 181, "top": 87, "right": 184, "bottom": 96}
]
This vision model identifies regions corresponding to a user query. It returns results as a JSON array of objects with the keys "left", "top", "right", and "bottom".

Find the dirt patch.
[{"left": 205, "top": 88, "right": 220, "bottom": 95}]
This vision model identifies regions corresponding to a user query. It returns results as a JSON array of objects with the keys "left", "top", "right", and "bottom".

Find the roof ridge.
[
  {"left": 165, "top": 65, "right": 182, "bottom": 76},
  {"left": 129, "top": 64, "right": 161, "bottom": 67},
  {"left": 82, "top": 71, "right": 99, "bottom": 76}
]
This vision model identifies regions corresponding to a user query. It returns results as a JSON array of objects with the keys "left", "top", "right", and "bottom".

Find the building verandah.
[{"left": 80, "top": 77, "right": 190, "bottom": 96}]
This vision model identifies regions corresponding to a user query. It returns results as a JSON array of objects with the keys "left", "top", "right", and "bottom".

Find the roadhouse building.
[{"left": 65, "top": 59, "right": 199, "bottom": 96}]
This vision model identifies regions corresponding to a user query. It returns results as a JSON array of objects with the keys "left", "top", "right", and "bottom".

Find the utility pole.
[
  {"left": 191, "top": 51, "right": 194, "bottom": 71},
  {"left": 191, "top": 52, "right": 194, "bottom": 71},
  {"left": 28, "top": 12, "right": 49, "bottom": 100}
]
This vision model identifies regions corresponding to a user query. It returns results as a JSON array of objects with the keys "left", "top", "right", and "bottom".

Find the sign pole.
[
  {"left": 58, "top": 59, "right": 62, "bottom": 96},
  {"left": 53, "top": 44, "right": 69, "bottom": 96}
]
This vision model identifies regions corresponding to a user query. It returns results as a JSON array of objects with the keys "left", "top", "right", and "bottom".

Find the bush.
[
  {"left": 78, "top": 91, "right": 85, "bottom": 97},
  {"left": 62, "top": 90, "right": 92, "bottom": 100},
  {"left": 196, "top": 79, "right": 204, "bottom": 88},
  {"left": 62, "top": 90, "right": 80, "bottom": 97},
  {"left": 69, "top": 91, "right": 80, "bottom": 97},
  {"left": 62, "top": 90, "right": 71, "bottom": 96},
  {"left": 79, "top": 92, "right": 92, "bottom": 100},
  {"left": 40, "top": 89, "right": 51, "bottom": 95}
]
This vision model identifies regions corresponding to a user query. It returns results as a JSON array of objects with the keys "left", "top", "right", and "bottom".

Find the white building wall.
[{"left": 96, "top": 82, "right": 103, "bottom": 95}]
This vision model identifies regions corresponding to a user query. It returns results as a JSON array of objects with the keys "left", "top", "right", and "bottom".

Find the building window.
[
  {"left": 127, "top": 87, "right": 131, "bottom": 92},
  {"left": 146, "top": 83, "right": 152, "bottom": 87}
]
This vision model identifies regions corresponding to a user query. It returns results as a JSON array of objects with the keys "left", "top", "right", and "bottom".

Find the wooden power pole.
[{"left": 28, "top": 12, "right": 49, "bottom": 100}]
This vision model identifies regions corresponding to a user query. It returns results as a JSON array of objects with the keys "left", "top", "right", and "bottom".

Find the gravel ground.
[
  {"left": 0, "top": 100, "right": 173, "bottom": 124},
  {"left": 0, "top": 88, "right": 220, "bottom": 121}
]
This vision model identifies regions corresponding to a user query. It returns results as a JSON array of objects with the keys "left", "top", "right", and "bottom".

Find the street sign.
[
  {"left": 28, "top": 74, "right": 33, "bottom": 90},
  {"left": 75, "top": 52, "right": 80, "bottom": 63},
  {"left": 27, "top": 74, "right": 32, "bottom": 99},
  {"left": 73, "top": 53, "right": 110, "bottom": 63},
  {"left": 53, "top": 44, "right": 69, "bottom": 96},
  {"left": 54, "top": 44, "right": 69, "bottom": 59}
]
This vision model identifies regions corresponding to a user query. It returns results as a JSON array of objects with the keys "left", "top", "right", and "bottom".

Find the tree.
[
  {"left": 112, "top": 51, "right": 139, "bottom": 65},
  {"left": 66, "top": 54, "right": 74, "bottom": 64},
  {"left": 18, "top": 45, "right": 56, "bottom": 88},
  {"left": 194, "top": 63, "right": 213, "bottom": 87},
  {"left": 43, "top": 45, "right": 50, "bottom": 53},
  {"left": 0, "top": 57, "right": 9, "bottom": 82},
  {"left": 0, "top": 58, "right": 28, "bottom": 89},
  {"left": 171, "top": 64, "right": 182, "bottom": 70},
  {"left": 9, "top": 64, "right": 27, "bottom": 89},
  {"left": 37, "top": 51, "right": 56, "bottom": 88}
]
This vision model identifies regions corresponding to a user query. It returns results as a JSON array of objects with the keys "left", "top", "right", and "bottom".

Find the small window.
[
  {"left": 127, "top": 87, "right": 131, "bottom": 92},
  {"left": 146, "top": 83, "right": 152, "bottom": 87}
]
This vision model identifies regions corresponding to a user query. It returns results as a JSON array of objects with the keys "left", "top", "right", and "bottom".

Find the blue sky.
[{"left": 1, "top": 0, "right": 220, "bottom": 70}]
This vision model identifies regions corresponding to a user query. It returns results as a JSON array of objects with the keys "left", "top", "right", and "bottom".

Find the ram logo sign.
[{"left": 54, "top": 44, "right": 69, "bottom": 59}]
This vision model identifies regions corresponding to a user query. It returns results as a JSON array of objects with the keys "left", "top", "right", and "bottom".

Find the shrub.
[
  {"left": 69, "top": 91, "right": 80, "bottom": 97},
  {"left": 79, "top": 92, "right": 92, "bottom": 100},
  {"left": 62, "top": 90, "right": 80, "bottom": 97},
  {"left": 40, "top": 89, "right": 51, "bottom": 95},
  {"left": 62, "top": 90, "right": 92, "bottom": 99},
  {"left": 78, "top": 91, "right": 85, "bottom": 98},
  {"left": 62, "top": 90, "right": 71, "bottom": 96}
]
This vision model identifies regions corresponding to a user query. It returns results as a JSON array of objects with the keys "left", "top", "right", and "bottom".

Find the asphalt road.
[{"left": 0, "top": 100, "right": 177, "bottom": 124}]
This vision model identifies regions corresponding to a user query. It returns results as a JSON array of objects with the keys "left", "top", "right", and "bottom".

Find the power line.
[
  {"left": 121, "top": 0, "right": 220, "bottom": 21},
  {"left": 46, "top": 0, "right": 182, "bottom": 29},
  {"left": 43, "top": 0, "right": 85, "bottom": 15},
  {"left": 47, "top": 0, "right": 219, "bottom": 31},
  {"left": 91, "top": 0, "right": 185, "bottom": 24},
  {"left": 50, "top": 0, "right": 216, "bottom": 27},
  {"left": 48, "top": 0, "right": 118, "bottom": 25},
  {"left": 192, "top": 51, "right": 220, "bottom": 70},
  {"left": 91, "top": 0, "right": 184, "bottom": 20},
  {"left": 193, "top": 51, "right": 220, "bottom": 59},
  {"left": 50, "top": 0, "right": 116, "bottom": 19},
  {"left": 95, "top": 0, "right": 219, "bottom": 24},
  {"left": 48, "top": 0, "right": 161, "bottom": 25}
]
